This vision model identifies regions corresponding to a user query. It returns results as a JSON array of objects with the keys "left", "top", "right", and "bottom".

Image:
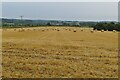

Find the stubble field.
[{"left": 1, "top": 27, "right": 119, "bottom": 78}]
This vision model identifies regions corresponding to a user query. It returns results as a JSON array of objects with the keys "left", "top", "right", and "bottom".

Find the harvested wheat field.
[
  {"left": 2, "top": 27, "right": 118, "bottom": 78},
  {"left": 0, "top": 28, "right": 2, "bottom": 78}
]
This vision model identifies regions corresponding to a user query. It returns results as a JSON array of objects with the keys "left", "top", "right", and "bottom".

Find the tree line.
[
  {"left": 1, "top": 18, "right": 120, "bottom": 31},
  {"left": 92, "top": 22, "right": 120, "bottom": 31}
]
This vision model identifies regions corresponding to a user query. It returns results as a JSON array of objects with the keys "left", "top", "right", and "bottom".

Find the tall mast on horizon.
[{"left": 20, "top": 16, "right": 23, "bottom": 27}]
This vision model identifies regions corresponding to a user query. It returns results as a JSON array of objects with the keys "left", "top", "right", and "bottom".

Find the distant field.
[{"left": 2, "top": 27, "right": 118, "bottom": 78}]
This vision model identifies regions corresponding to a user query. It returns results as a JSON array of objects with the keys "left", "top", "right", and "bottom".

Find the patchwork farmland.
[{"left": 2, "top": 27, "right": 118, "bottom": 78}]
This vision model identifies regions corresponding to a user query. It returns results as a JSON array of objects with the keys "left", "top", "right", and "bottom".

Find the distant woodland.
[{"left": 1, "top": 18, "right": 120, "bottom": 31}]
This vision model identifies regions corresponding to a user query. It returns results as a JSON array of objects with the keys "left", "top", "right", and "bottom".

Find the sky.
[
  {"left": 118, "top": 2, "right": 120, "bottom": 22},
  {"left": 1, "top": 1, "right": 119, "bottom": 21},
  {"left": 1, "top": 0, "right": 120, "bottom": 2}
]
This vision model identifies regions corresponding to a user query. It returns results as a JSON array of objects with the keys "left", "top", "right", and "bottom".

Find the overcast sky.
[
  {"left": 1, "top": 0, "right": 119, "bottom": 2},
  {"left": 2, "top": 2, "right": 118, "bottom": 21}
]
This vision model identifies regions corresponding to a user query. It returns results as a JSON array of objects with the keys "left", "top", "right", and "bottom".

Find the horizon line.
[{"left": 1, "top": 17, "right": 118, "bottom": 22}]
